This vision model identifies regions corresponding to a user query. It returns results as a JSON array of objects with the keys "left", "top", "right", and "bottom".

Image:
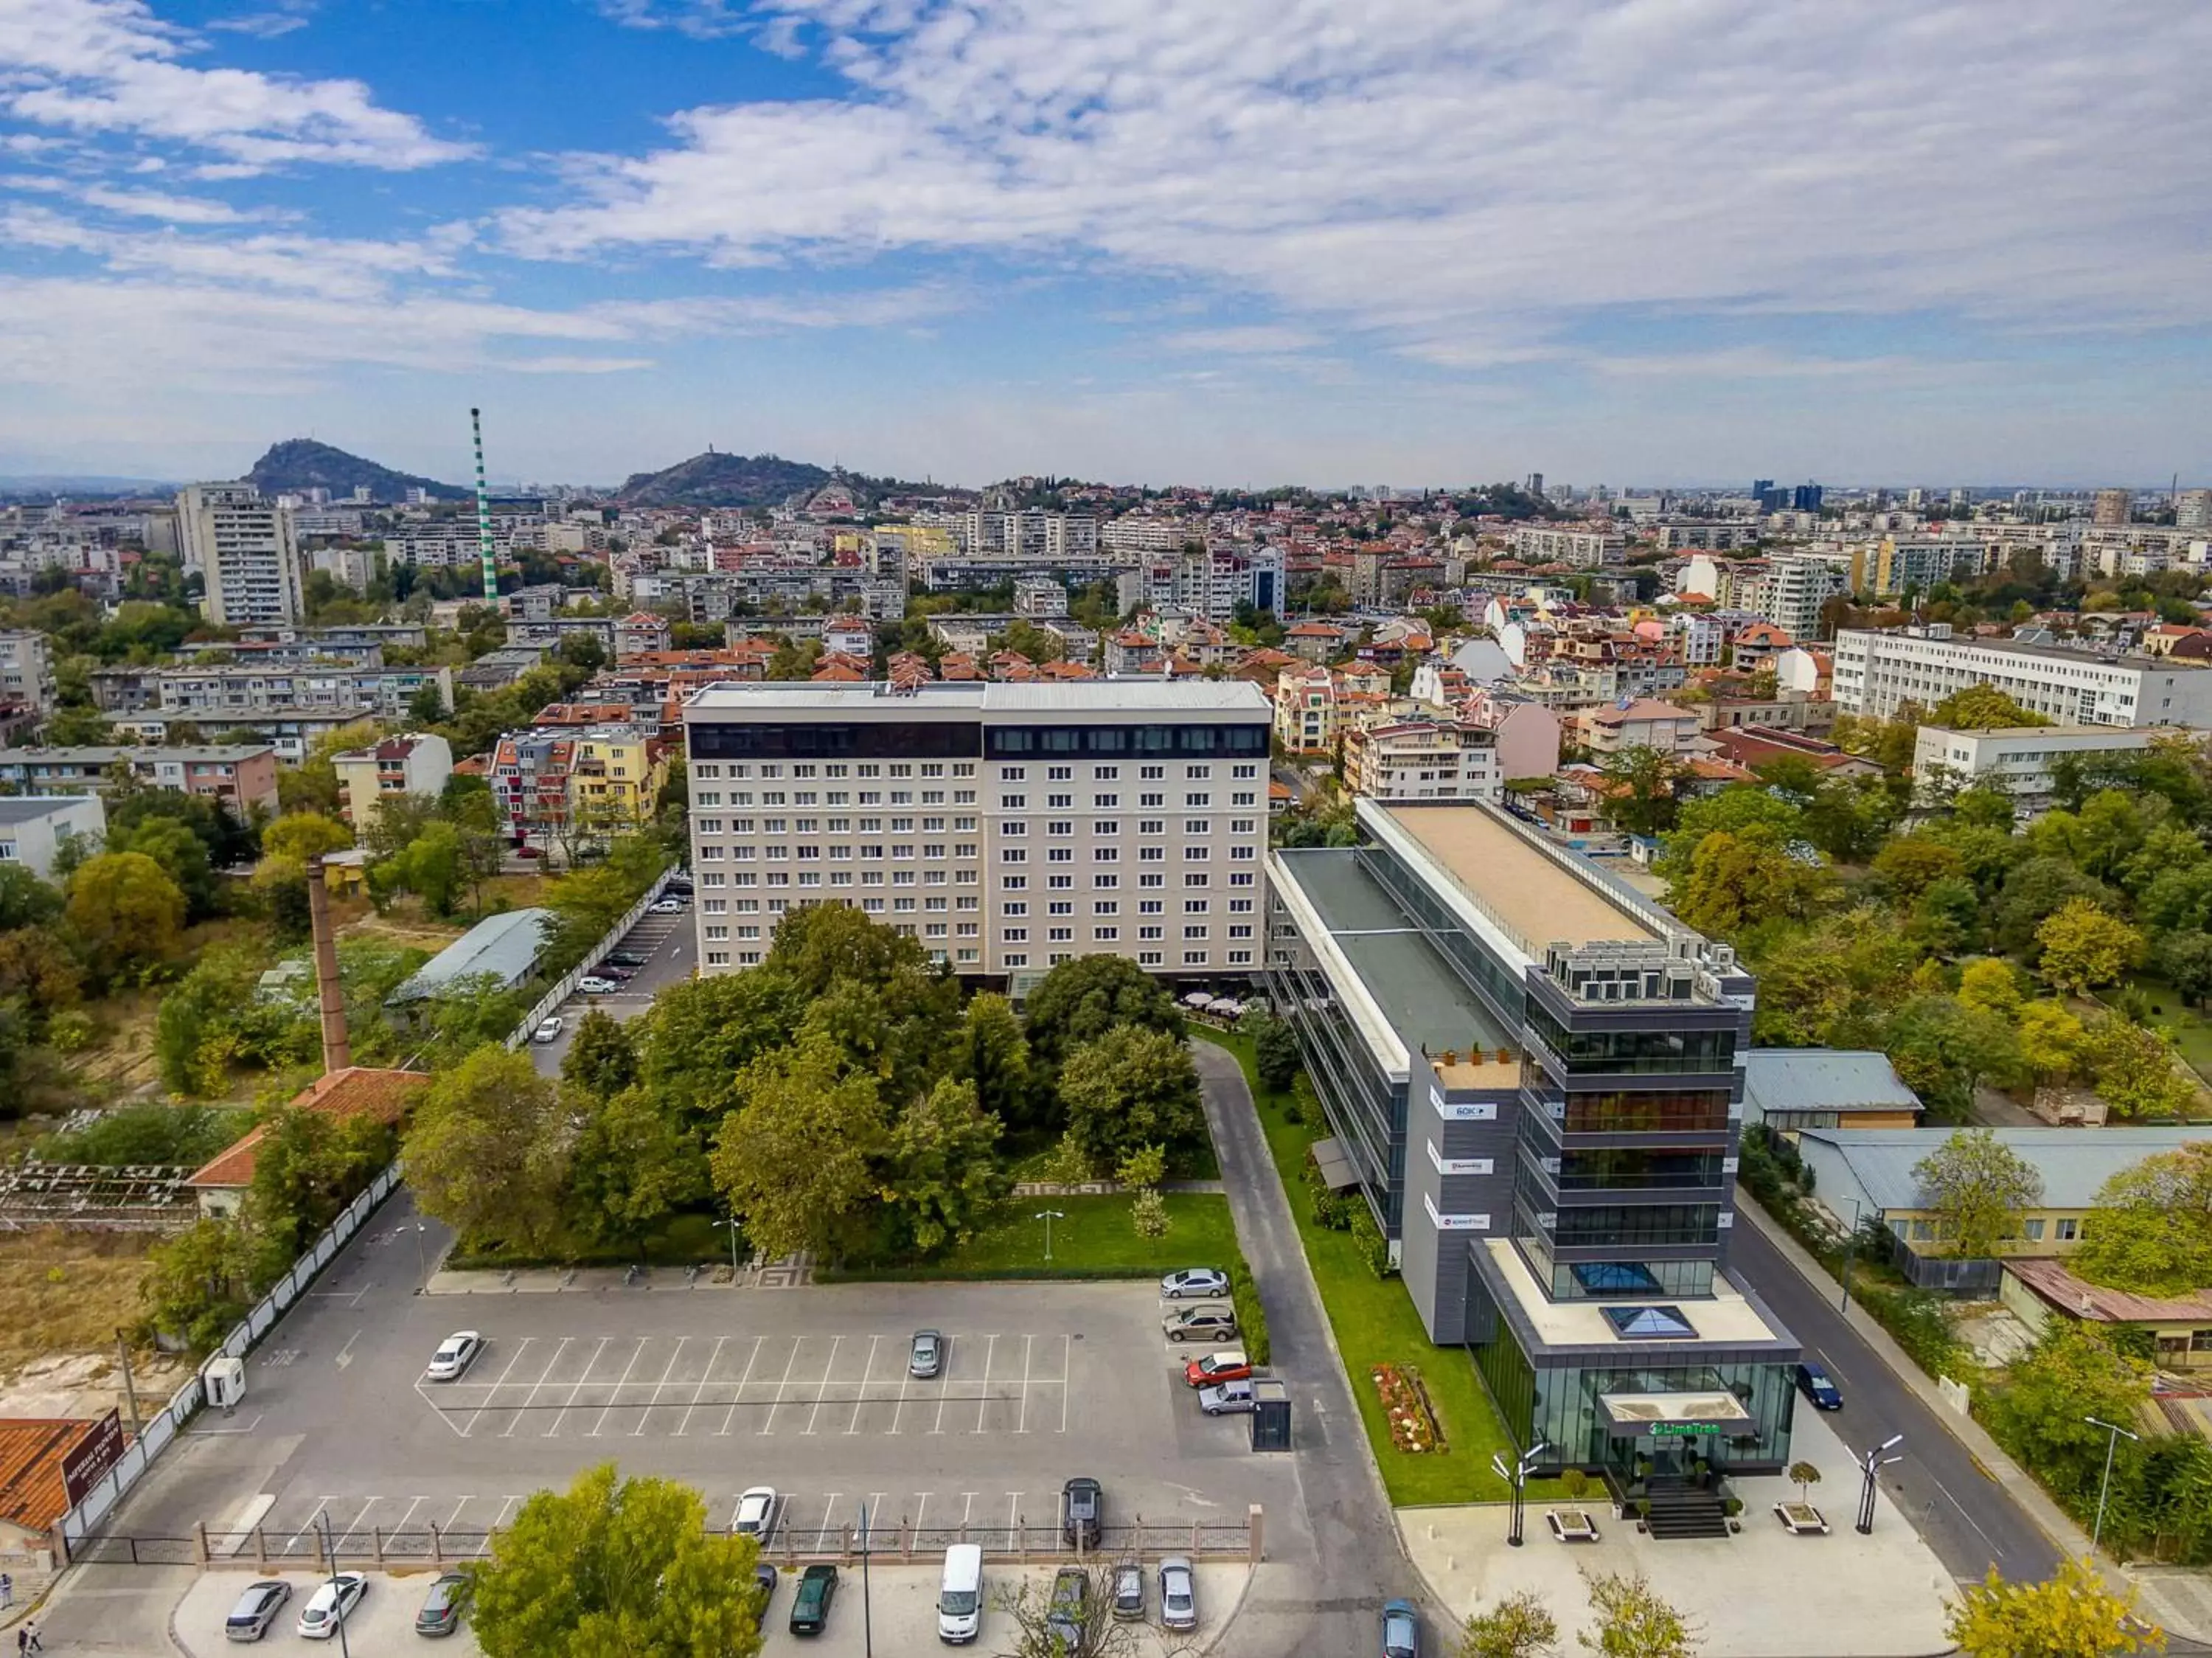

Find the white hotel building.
[
  {"left": 1832, "top": 626, "right": 2212, "bottom": 729},
  {"left": 681, "top": 681, "right": 1273, "bottom": 989}
]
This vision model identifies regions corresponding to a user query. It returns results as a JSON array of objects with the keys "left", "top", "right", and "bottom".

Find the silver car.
[
  {"left": 909, "top": 1328, "right": 945, "bottom": 1378},
  {"left": 1158, "top": 1556, "right": 1198, "bottom": 1631},
  {"left": 1199, "top": 1377, "right": 1257, "bottom": 1415},
  {"left": 223, "top": 1579, "right": 290, "bottom": 1642}
]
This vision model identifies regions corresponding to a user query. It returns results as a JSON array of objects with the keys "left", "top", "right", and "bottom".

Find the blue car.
[
  {"left": 1795, "top": 1360, "right": 1843, "bottom": 1410},
  {"left": 1382, "top": 1598, "right": 1419, "bottom": 1658}
]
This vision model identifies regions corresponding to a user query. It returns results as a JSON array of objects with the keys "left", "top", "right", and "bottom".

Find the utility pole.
[
  {"left": 858, "top": 1500, "right": 873, "bottom": 1658},
  {"left": 1034, "top": 1210, "right": 1065, "bottom": 1263},
  {"left": 113, "top": 1328, "right": 142, "bottom": 1438},
  {"left": 2085, "top": 1415, "right": 2139, "bottom": 1554},
  {"left": 318, "top": 1510, "right": 352, "bottom": 1658}
]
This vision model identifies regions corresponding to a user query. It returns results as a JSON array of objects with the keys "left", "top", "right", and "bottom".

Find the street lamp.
[
  {"left": 1489, "top": 1439, "right": 1551, "bottom": 1547},
  {"left": 1034, "top": 1210, "right": 1065, "bottom": 1263},
  {"left": 1834, "top": 1196, "right": 1863, "bottom": 1314},
  {"left": 713, "top": 1217, "right": 742, "bottom": 1279},
  {"left": 856, "top": 1500, "right": 874, "bottom": 1658},
  {"left": 316, "top": 1510, "right": 352, "bottom": 1658},
  {"left": 1854, "top": 1434, "right": 1904, "bottom": 1535},
  {"left": 2084, "top": 1415, "right": 2140, "bottom": 1554},
  {"left": 411, "top": 1222, "right": 428, "bottom": 1288}
]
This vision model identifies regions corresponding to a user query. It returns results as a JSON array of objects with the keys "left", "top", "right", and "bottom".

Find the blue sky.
[{"left": 1, "top": 0, "right": 2207, "bottom": 490}]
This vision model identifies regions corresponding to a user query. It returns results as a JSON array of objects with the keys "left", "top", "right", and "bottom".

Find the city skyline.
[{"left": 1, "top": 0, "right": 2207, "bottom": 487}]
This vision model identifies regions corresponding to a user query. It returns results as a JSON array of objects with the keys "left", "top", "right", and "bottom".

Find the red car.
[{"left": 1183, "top": 1350, "right": 1251, "bottom": 1388}]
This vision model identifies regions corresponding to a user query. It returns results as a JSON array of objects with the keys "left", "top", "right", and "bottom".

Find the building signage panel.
[
  {"left": 60, "top": 1408, "right": 125, "bottom": 1508},
  {"left": 1430, "top": 1088, "right": 1498, "bottom": 1122},
  {"left": 1426, "top": 1141, "right": 1494, "bottom": 1177},
  {"left": 1652, "top": 1421, "right": 1722, "bottom": 1437},
  {"left": 1422, "top": 1194, "right": 1490, "bottom": 1231}
]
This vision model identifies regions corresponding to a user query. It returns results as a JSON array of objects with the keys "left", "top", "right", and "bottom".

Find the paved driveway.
[{"left": 525, "top": 902, "right": 694, "bottom": 1075}]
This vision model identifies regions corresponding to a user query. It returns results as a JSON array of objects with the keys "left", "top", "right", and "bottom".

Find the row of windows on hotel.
[
  {"left": 696, "top": 846, "right": 1259, "bottom": 866},
  {"left": 691, "top": 761, "right": 1261, "bottom": 782},
  {"left": 693, "top": 819, "right": 1259, "bottom": 837}
]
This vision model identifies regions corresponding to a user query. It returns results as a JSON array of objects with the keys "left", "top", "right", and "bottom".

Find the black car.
[
  {"left": 790, "top": 1564, "right": 838, "bottom": 1635},
  {"left": 1795, "top": 1360, "right": 1843, "bottom": 1410},
  {"left": 1061, "top": 1476, "right": 1103, "bottom": 1548},
  {"left": 748, "top": 1562, "right": 779, "bottom": 1630},
  {"left": 414, "top": 1572, "right": 473, "bottom": 1637},
  {"left": 602, "top": 951, "right": 649, "bottom": 968}
]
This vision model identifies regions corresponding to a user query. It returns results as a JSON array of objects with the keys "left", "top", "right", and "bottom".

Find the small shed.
[{"left": 184, "top": 1067, "right": 429, "bottom": 1218}]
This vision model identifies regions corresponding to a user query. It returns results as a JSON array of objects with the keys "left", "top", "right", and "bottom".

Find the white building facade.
[
  {"left": 178, "top": 483, "right": 305, "bottom": 626},
  {"left": 1834, "top": 627, "right": 2212, "bottom": 727}
]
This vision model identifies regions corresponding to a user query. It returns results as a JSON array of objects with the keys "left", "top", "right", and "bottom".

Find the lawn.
[
  {"left": 824, "top": 1192, "right": 1239, "bottom": 1283},
  {"left": 2119, "top": 973, "right": 2212, "bottom": 1101},
  {"left": 1192, "top": 1030, "right": 1517, "bottom": 1505}
]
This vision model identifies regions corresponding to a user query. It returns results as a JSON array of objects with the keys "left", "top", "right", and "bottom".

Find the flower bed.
[{"left": 1372, "top": 1362, "right": 1446, "bottom": 1454}]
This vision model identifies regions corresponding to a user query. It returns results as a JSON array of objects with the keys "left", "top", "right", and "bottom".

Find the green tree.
[
  {"left": 385, "top": 820, "right": 467, "bottom": 916},
  {"left": 246, "top": 1105, "right": 397, "bottom": 1285},
  {"left": 64, "top": 850, "right": 186, "bottom": 982},
  {"left": 1023, "top": 954, "right": 1185, "bottom": 1071},
  {"left": 1058, "top": 1024, "right": 1206, "bottom": 1169},
  {"left": 2071, "top": 1142, "right": 2212, "bottom": 1297},
  {"left": 561, "top": 1008, "right": 640, "bottom": 1100},
  {"left": 1982, "top": 1326, "right": 2155, "bottom": 1524},
  {"left": 1251, "top": 1012, "right": 1303, "bottom": 1093},
  {"left": 1668, "top": 828, "right": 1832, "bottom": 942},
  {"left": 2151, "top": 931, "right": 2212, "bottom": 1007},
  {"left": 0, "top": 863, "right": 64, "bottom": 931},
  {"left": 709, "top": 1034, "right": 888, "bottom": 1262},
  {"left": 2078, "top": 1016, "right": 2198, "bottom": 1121},
  {"left": 1947, "top": 1558, "right": 2164, "bottom": 1658},
  {"left": 568, "top": 1086, "right": 707, "bottom": 1258},
  {"left": 959, "top": 991, "right": 1037, "bottom": 1131},
  {"left": 467, "top": 1463, "right": 765, "bottom": 1658},
  {"left": 1578, "top": 1569, "right": 1700, "bottom": 1658},
  {"left": 140, "top": 1215, "right": 254, "bottom": 1352},
  {"left": 1996, "top": 859, "right": 2124, "bottom": 955},
  {"left": 2035, "top": 900, "right": 2144, "bottom": 997},
  {"left": 1874, "top": 836, "right": 1966, "bottom": 906},
  {"left": 1957, "top": 958, "right": 2025, "bottom": 1020},
  {"left": 1598, "top": 745, "right": 1680, "bottom": 837},
  {"left": 107, "top": 814, "right": 219, "bottom": 921},
  {"left": 2017, "top": 1000, "right": 2087, "bottom": 1083},
  {"left": 1928, "top": 683, "right": 2051, "bottom": 730},
  {"left": 1458, "top": 1589, "right": 1560, "bottom": 1658},
  {"left": 632, "top": 970, "right": 807, "bottom": 1131},
  {"left": 884, "top": 1076, "right": 1009, "bottom": 1254},
  {"left": 404, "top": 1045, "right": 573, "bottom": 1258},
  {"left": 1910, "top": 1128, "right": 2045, "bottom": 1258}
]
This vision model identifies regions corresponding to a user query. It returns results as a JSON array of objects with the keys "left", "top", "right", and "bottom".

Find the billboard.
[{"left": 60, "top": 1410, "right": 125, "bottom": 1508}]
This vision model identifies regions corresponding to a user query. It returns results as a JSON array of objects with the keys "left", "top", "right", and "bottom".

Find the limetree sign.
[{"left": 1651, "top": 1421, "right": 1722, "bottom": 1437}]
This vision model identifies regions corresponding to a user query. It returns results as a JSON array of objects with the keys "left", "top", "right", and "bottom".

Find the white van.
[{"left": 938, "top": 1542, "right": 984, "bottom": 1643}]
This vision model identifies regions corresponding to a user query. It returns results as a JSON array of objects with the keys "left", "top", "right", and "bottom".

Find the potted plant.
[{"left": 1775, "top": 1462, "right": 1828, "bottom": 1535}]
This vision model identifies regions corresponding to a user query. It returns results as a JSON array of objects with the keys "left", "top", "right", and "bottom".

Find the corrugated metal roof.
[
  {"left": 1795, "top": 1126, "right": 2209, "bottom": 1213},
  {"left": 1743, "top": 1049, "right": 1921, "bottom": 1116},
  {"left": 389, "top": 908, "right": 553, "bottom": 1003}
]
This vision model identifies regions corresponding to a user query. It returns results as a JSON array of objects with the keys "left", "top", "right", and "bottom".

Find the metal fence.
[
  {"left": 504, "top": 867, "right": 675, "bottom": 1050},
  {"left": 100, "top": 1516, "right": 1262, "bottom": 1573},
  {"left": 54, "top": 1164, "right": 404, "bottom": 1556}
]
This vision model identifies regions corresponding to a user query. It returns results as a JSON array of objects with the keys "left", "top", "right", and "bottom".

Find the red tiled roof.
[
  {"left": 186, "top": 1068, "right": 428, "bottom": 1191},
  {"left": 0, "top": 1418, "right": 110, "bottom": 1536}
]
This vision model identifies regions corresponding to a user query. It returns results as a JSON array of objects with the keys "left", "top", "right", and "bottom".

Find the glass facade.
[
  {"left": 691, "top": 719, "right": 983, "bottom": 760},
  {"left": 984, "top": 722, "right": 1268, "bottom": 758},
  {"left": 1526, "top": 1005, "right": 1736, "bottom": 1075},
  {"left": 1269, "top": 960, "right": 1404, "bottom": 1232},
  {"left": 1553, "top": 1089, "right": 1734, "bottom": 1134}
]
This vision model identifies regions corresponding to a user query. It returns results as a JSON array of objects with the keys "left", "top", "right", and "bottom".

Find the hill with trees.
[
  {"left": 611, "top": 451, "right": 930, "bottom": 510},
  {"left": 246, "top": 439, "right": 467, "bottom": 502}
]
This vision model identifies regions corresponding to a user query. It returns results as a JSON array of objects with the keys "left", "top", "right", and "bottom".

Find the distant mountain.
[
  {"left": 246, "top": 439, "right": 468, "bottom": 502},
  {"left": 613, "top": 451, "right": 935, "bottom": 510},
  {"left": 0, "top": 474, "right": 178, "bottom": 499}
]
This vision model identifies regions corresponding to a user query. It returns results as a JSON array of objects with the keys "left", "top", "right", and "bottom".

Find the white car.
[
  {"left": 1161, "top": 1267, "right": 1230, "bottom": 1300},
  {"left": 1158, "top": 1557, "right": 1197, "bottom": 1631},
  {"left": 732, "top": 1485, "right": 778, "bottom": 1541},
  {"left": 577, "top": 975, "right": 620, "bottom": 995},
  {"left": 296, "top": 1572, "right": 366, "bottom": 1640},
  {"left": 648, "top": 897, "right": 687, "bottom": 914},
  {"left": 425, "top": 1331, "right": 482, "bottom": 1381},
  {"left": 531, "top": 1016, "right": 565, "bottom": 1044}
]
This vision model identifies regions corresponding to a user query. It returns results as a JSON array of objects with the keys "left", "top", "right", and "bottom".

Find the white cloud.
[
  {"left": 596, "top": 0, "right": 748, "bottom": 40},
  {"left": 205, "top": 7, "right": 311, "bottom": 38},
  {"left": 81, "top": 184, "right": 251, "bottom": 221},
  {"left": 502, "top": 0, "right": 2212, "bottom": 364},
  {"left": 1160, "top": 325, "right": 1325, "bottom": 355},
  {"left": 0, "top": 0, "right": 470, "bottom": 169}
]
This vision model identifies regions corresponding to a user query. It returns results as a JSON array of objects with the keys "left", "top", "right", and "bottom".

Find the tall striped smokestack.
[{"left": 305, "top": 854, "right": 350, "bottom": 1075}]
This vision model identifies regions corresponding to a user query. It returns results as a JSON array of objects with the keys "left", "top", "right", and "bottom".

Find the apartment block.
[
  {"left": 333, "top": 732, "right": 456, "bottom": 834},
  {"left": 177, "top": 483, "right": 305, "bottom": 627},
  {"left": 0, "top": 629, "right": 55, "bottom": 714},
  {"left": 1267, "top": 799, "right": 1798, "bottom": 1480},
  {"left": 0, "top": 744, "right": 280, "bottom": 818},
  {"left": 1118, "top": 546, "right": 1285, "bottom": 621},
  {"left": 1343, "top": 719, "right": 1500, "bottom": 802},
  {"left": 1272, "top": 664, "right": 1339, "bottom": 756},
  {"left": 1756, "top": 554, "right": 1848, "bottom": 639},
  {"left": 1833, "top": 626, "right": 2212, "bottom": 726},
  {"left": 1507, "top": 525, "right": 1625, "bottom": 568},
  {"left": 152, "top": 663, "right": 453, "bottom": 723},
  {"left": 491, "top": 724, "right": 667, "bottom": 850},
  {"left": 1910, "top": 724, "right": 2157, "bottom": 814},
  {"left": 0, "top": 795, "right": 107, "bottom": 879},
  {"left": 681, "top": 681, "right": 1272, "bottom": 987}
]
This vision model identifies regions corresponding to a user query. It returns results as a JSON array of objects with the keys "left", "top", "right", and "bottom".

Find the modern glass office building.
[{"left": 1268, "top": 799, "right": 1801, "bottom": 1482}]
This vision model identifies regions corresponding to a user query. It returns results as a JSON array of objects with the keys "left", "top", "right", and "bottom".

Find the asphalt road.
[
  {"left": 1192, "top": 1041, "right": 1422, "bottom": 1658},
  {"left": 526, "top": 900, "right": 695, "bottom": 1075},
  {"left": 1725, "top": 1215, "right": 2060, "bottom": 1584}
]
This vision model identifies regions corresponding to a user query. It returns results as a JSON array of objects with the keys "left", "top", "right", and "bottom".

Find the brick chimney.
[{"left": 305, "top": 854, "right": 350, "bottom": 1074}]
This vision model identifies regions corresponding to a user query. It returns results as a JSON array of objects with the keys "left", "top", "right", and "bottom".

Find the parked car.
[
  {"left": 1163, "top": 1306, "right": 1238, "bottom": 1343},
  {"left": 414, "top": 1572, "right": 472, "bottom": 1637},
  {"left": 664, "top": 878, "right": 695, "bottom": 895},
  {"left": 1382, "top": 1597, "right": 1420, "bottom": 1658},
  {"left": 648, "top": 897, "right": 687, "bottom": 914},
  {"left": 223, "top": 1579, "right": 290, "bottom": 1643},
  {"left": 296, "top": 1572, "right": 366, "bottom": 1641},
  {"left": 1795, "top": 1360, "right": 1843, "bottom": 1410},
  {"left": 1183, "top": 1350, "right": 1251, "bottom": 1387},
  {"left": 1061, "top": 1476, "right": 1103, "bottom": 1548},
  {"left": 1047, "top": 1567, "right": 1088, "bottom": 1645},
  {"left": 424, "top": 1331, "right": 481, "bottom": 1381},
  {"left": 733, "top": 1485, "right": 778, "bottom": 1541},
  {"left": 531, "top": 1016, "right": 564, "bottom": 1044},
  {"left": 790, "top": 1564, "right": 838, "bottom": 1635},
  {"left": 910, "top": 1328, "right": 945, "bottom": 1378},
  {"left": 1110, "top": 1562, "right": 1145, "bottom": 1620},
  {"left": 1158, "top": 1556, "right": 1198, "bottom": 1631},
  {"left": 1160, "top": 1266, "right": 1230, "bottom": 1299},
  {"left": 577, "top": 975, "right": 621, "bottom": 995},
  {"left": 748, "top": 1563, "right": 779, "bottom": 1630},
  {"left": 1199, "top": 1378, "right": 1257, "bottom": 1416},
  {"left": 603, "top": 951, "right": 648, "bottom": 967},
  {"left": 593, "top": 963, "right": 636, "bottom": 982}
]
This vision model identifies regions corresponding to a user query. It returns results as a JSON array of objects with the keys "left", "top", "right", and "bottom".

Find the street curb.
[{"left": 1733, "top": 1193, "right": 2096, "bottom": 1564}]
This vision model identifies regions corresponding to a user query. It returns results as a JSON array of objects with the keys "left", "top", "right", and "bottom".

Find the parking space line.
[
  {"left": 801, "top": 1333, "right": 843, "bottom": 1436},
  {"left": 973, "top": 1334, "right": 998, "bottom": 1434},
  {"left": 675, "top": 1336, "right": 724, "bottom": 1437},
  {"left": 1016, "top": 1333, "right": 1034, "bottom": 1434},
  {"left": 634, "top": 1336, "right": 688, "bottom": 1435},
  {"left": 588, "top": 1338, "right": 649, "bottom": 1437},
  {"left": 813, "top": 1493, "right": 844, "bottom": 1554},
  {"left": 386, "top": 1496, "right": 425, "bottom": 1542},
  {"left": 1004, "top": 1492, "right": 1022, "bottom": 1553},
  {"left": 285, "top": 1496, "right": 334, "bottom": 1555},
  {"left": 887, "top": 1339, "right": 913, "bottom": 1435},
  {"left": 759, "top": 1337, "right": 802, "bottom": 1436},
  {"left": 463, "top": 1336, "right": 534, "bottom": 1437},
  {"left": 844, "top": 1335, "right": 879, "bottom": 1435},
  {"left": 959, "top": 1492, "right": 975, "bottom": 1536},
  {"left": 720, "top": 1336, "right": 765, "bottom": 1436},
  {"left": 335, "top": 1496, "right": 379, "bottom": 1553},
  {"left": 501, "top": 1336, "right": 571, "bottom": 1437},
  {"left": 1061, "top": 1333, "right": 1072, "bottom": 1432},
  {"left": 481, "top": 1496, "right": 523, "bottom": 1556},
  {"left": 442, "top": 1496, "right": 473, "bottom": 1535},
  {"left": 911, "top": 1492, "right": 929, "bottom": 1536},
  {"left": 546, "top": 1336, "right": 611, "bottom": 1437}
]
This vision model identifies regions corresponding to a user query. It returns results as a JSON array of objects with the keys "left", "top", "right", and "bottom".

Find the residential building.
[
  {"left": 1911, "top": 724, "right": 2157, "bottom": 814},
  {"left": 1284, "top": 621, "right": 1351, "bottom": 662},
  {"left": 491, "top": 724, "right": 666, "bottom": 850},
  {"left": 2178, "top": 489, "right": 2212, "bottom": 531},
  {"left": 1461, "top": 690, "right": 1563, "bottom": 782},
  {"left": 822, "top": 615, "right": 874, "bottom": 658},
  {"left": 1273, "top": 664, "right": 1339, "bottom": 756},
  {"left": 0, "top": 744, "right": 280, "bottom": 818},
  {"left": 458, "top": 645, "right": 550, "bottom": 691},
  {"left": 1013, "top": 577, "right": 1070, "bottom": 618},
  {"left": 1742, "top": 1050, "right": 1923, "bottom": 1136},
  {"left": 1508, "top": 524, "right": 1624, "bottom": 567},
  {"left": 0, "top": 629, "right": 55, "bottom": 714},
  {"left": 1758, "top": 554, "right": 1847, "bottom": 639},
  {"left": 1343, "top": 719, "right": 1500, "bottom": 802},
  {"left": 2000, "top": 1259, "right": 2212, "bottom": 1373},
  {"left": 614, "top": 611, "right": 673, "bottom": 658},
  {"left": 1575, "top": 699, "right": 1704, "bottom": 757},
  {"left": 184, "top": 1067, "right": 429, "bottom": 1218},
  {"left": 1832, "top": 627, "right": 2212, "bottom": 726},
  {"left": 1119, "top": 545, "right": 1285, "bottom": 621},
  {"left": 1794, "top": 1126, "right": 2210, "bottom": 1293},
  {"left": 150, "top": 663, "right": 453, "bottom": 724},
  {"left": 332, "top": 732, "right": 456, "bottom": 834},
  {"left": 0, "top": 795, "right": 105, "bottom": 878},
  {"left": 1267, "top": 799, "right": 1798, "bottom": 1479},
  {"left": 2092, "top": 488, "right": 2132, "bottom": 527},
  {"left": 176, "top": 482, "right": 305, "bottom": 626},
  {"left": 681, "top": 680, "right": 1273, "bottom": 986}
]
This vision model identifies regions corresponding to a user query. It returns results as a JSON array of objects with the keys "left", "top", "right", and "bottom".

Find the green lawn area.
[
  {"left": 2121, "top": 973, "right": 2212, "bottom": 1096},
  {"left": 1193, "top": 1030, "right": 1517, "bottom": 1505},
  {"left": 822, "top": 1192, "right": 1239, "bottom": 1282}
]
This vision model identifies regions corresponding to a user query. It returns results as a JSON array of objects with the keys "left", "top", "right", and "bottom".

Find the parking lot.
[{"left": 526, "top": 895, "right": 693, "bottom": 1073}]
